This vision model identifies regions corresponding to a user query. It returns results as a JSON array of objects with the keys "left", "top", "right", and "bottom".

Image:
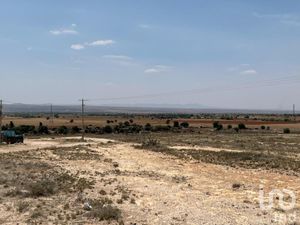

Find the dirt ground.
[
  {"left": 0, "top": 137, "right": 299, "bottom": 224},
  {"left": 3, "top": 115, "right": 300, "bottom": 130}
]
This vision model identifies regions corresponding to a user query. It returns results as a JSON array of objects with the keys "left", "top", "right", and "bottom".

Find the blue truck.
[{"left": 0, "top": 130, "right": 24, "bottom": 144}]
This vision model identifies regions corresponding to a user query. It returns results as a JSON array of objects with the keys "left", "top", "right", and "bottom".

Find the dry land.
[{"left": 0, "top": 129, "right": 299, "bottom": 224}]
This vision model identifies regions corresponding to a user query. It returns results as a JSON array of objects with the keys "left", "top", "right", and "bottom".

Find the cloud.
[
  {"left": 253, "top": 12, "right": 300, "bottom": 27},
  {"left": 227, "top": 64, "right": 252, "bottom": 72},
  {"left": 71, "top": 44, "right": 85, "bottom": 50},
  {"left": 102, "top": 55, "right": 137, "bottom": 66},
  {"left": 138, "top": 24, "right": 152, "bottom": 29},
  {"left": 241, "top": 69, "right": 257, "bottom": 75},
  {"left": 50, "top": 29, "right": 78, "bottom": 35},
  {"left": 102, "top": 55, "right": 132, "bottom": 60},
  {"left": 86, "top": 40, "right": 115, "bottom": 46},
  {"left": 71, "top": 40, "right": 115, "bottom": 50},
  {"left": 144, "top": 65, "right": 171, "bottom": 74}
]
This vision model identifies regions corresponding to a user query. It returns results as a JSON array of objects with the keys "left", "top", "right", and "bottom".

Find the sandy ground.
[{"left": 0, "top": 137, "right": 299, "bottom": 224}]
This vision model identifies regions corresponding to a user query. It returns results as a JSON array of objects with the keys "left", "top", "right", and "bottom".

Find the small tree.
[
  {"left": 234, "top": 127, "right": 239, "bottom": 133},
  {"left": 216, "top": 124, "right": 223, "bottom": 131},
  {"left": 213, "top": 121, "right": 220, "bottom": 129},
  {"left": 103, "top": 125, "right": 113, "bottom": 133},
  {"left": 144, "top": 123, "right": 152, "bottom": 131},
  {"left": 227, "top": 125, "right": 232, "bottom": 129},
  {"left": 283, "top": 128, "right": 290, "bottom": 134},
  {"left": 57, "top": 126, "right": 68, "bottom": 134},
  {"left": 238, "top": 123, "right": 247, "bottom": 129},
  {"left": 173, "top": 121, "right": 180, "bottom": 128},
  {"left": 71, "top": 126, "right": 80, "bottom": 133},
  {"left": 180, "top": 122, "right": 189, "bottom": 128}
]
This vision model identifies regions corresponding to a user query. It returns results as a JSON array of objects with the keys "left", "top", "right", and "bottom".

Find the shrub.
[
  {"left": 234, "top": 127, "right": 239, "bottom": 133},
  {"left": 86, "top": 199, "right": 121, "bottom": 221},
  {"left": 14, "top": 125, "right": 36, "bottom": 134},
  {"left": 17, "top": 201, "right": 30, "bottom": 213},
  {"left": 213, "top": 121, "right": 223, "bottom": 130},
  {"left": 261, "top": 125, "right": 265, "bottom": 130},
  {"left": 216, "top": 124, "right": 223, "bottom": 130},
  {"left": 103, "top": 125, "right": 113, "bottom": 134},
  {"left": 144, "top": 123, "right": 152, "bottom": 131},
  {"left": 141, "top": 138, "right": 162, "bottom": 149},
  {"left": 283, "top": 128, "right": 290, "bottom": 134},
  {"left": 213, "top": 121, "right": 220, "bottom": 129},
  {"left": 38, "top": 125, "right": 49, "bottom": 134},
  {"left": 180, "top": 122, "right": 189, "bottom": 128},
  {"left": 57, "top": 126, "right": 68, "bottom": 134},
  {"left": 153, "top": 125, "right": 171, "bottom": 132},
  {"left": 238, "top": 123, "right": 247, "bottom": 129},
  {"left": 28, "top": 180, "right": 56, "bottom": 197},
  {"left": 71, "top": 126, "right": 81, "bottom": 134},
  {"left": 227, "top": 125, "right": 232, "bottom": 129},
  {"left": 173, "top": 121, "right": 180, "bottom": 128}
]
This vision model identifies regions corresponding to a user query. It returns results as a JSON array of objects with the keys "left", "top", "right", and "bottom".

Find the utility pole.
[
  {"left": 50, "top": 104, "right": 54, "bottom": 127},
  {"left": 293, "top": 104, "right": 296, "bottom": 122},
  {"left": 0, "top": 99, "right": 2, "bottom": 133},
  {"left": 80, "top": 99, "right": 87, "bottom": 141}
]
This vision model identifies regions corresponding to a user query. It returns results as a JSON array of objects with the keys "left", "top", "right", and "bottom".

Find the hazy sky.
[{"left": 0, "top": 0, "right": 300, "bottom": 110}]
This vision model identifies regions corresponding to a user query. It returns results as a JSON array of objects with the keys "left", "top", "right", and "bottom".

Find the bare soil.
[{"left": 0, "top": 136, "right": 299, "bottom": 224}]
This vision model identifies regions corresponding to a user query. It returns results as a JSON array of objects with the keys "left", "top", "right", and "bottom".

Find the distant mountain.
[{"left": 2, "top": 103, "right": 295, "bottom": 114}]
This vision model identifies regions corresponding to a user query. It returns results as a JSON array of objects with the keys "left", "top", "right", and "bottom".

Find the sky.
[{"left": 0, "top": 0, "right": 300, "bottom": 110}]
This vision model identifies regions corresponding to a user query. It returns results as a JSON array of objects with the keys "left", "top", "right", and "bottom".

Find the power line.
[{"left": 87, "top": 75, "right": 300, "bottom": 102}]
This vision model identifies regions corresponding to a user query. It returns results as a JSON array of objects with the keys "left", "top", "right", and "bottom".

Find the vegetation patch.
[
  {"left": 85, "top": 198, "right": 122, "bottom": 222},
  {"left": 50, "top": 146, "right": 102, "bottom": 160}
]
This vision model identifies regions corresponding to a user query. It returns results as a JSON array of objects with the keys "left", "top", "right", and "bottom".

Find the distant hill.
[{"left": 2, "top": 103, "right": 295, "bottom": 114}]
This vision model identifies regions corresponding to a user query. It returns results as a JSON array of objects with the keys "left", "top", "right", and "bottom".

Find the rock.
[{"left": 83, "top": 202, "right": 92, "bottom": 211}]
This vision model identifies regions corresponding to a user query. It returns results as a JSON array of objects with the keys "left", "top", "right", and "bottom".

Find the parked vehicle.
[{"left": 0, "top": 130, "right": 24, "bottom": 144}]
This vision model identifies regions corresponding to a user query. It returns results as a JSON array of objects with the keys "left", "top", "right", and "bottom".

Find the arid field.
[{"left": 0, "top": 116, "right": 300, "bottom": 224}]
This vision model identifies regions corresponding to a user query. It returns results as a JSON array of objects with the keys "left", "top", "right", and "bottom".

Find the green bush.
[
  {"left": 283, "top": 128, "right": 290, "bottom": 134},
  {"left": 173, "top": 121, "right": 180, "bottom": 128},
  {"left": 213, "top": 121, "right": 223, "bottom": 130},
  {"left": 57, "top": 126, "right": 68, "bottom": 134},
  {"left": 103, "top": 125, "right": 113, "bottom": 133},
  {"left": 180, "top": 122, "right": 189, "bottom": 128},
  {"left": 238, "top": 123, "right": 247, "bottom": 129},
  {"left": 144, "top": 123, "right": 152, "bottom": 131}
]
